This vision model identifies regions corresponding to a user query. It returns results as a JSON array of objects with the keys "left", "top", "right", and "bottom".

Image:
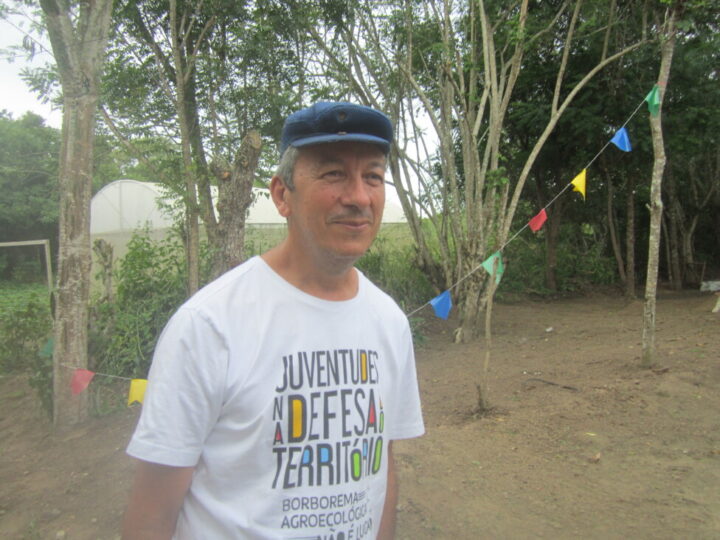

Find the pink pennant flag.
[
  {"left": 70, "top": 369, "right": 95, "bottom": 395},
  {"left": 528, "top": 209, "right": 547, "bottom": 232}
]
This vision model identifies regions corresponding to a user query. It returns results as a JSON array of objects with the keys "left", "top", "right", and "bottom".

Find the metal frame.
[{"left": 0, "top": 240, "right": 53, "bottom": 292}]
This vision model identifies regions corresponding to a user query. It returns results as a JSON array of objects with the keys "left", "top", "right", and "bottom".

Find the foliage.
[
  {"left": 0, "top": 283, "right": 52, "bottom": 372},
  {"left": 358, "top": 236, "right": 434, "bottom": 312},
  {"left": 500, "top": 211, "right": 618, "bottom": 296},
  {"left": 90, "top": 231, "right": 189, "bottom": 378},
  {"left": 0, "top": 112, "right": 59, "bottom": 237},
  {"left": 28, "top": 336, "right": 54, "bottom": 419},
  {"left": 0, "top": 111, "right": 60, "bottom": 278},
  {"left": 356, "top": 230, "right": 435, "bottom": 344},
  {"left": 0, "top": 283, "right": 53, "bottom": 417}
]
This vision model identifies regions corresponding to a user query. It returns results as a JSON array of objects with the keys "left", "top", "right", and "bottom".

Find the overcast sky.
[{"left": 0, "top": 15, "right": 61, "bottom": 128}]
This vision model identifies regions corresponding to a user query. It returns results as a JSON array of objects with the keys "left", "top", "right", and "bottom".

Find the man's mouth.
[{"left": 328, "top": 214, "right": 373, "bottom": 228}]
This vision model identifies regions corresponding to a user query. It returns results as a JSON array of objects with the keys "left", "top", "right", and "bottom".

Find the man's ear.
[{"left": 270, "top": 175, "right": 291, "bottom": 218}]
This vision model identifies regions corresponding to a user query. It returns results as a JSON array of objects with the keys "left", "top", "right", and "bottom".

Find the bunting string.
[
  {"left": 61, "top": 84, "right": 663, "bottom": 404},
  {"left": 61, "top": 363, "right": 148, "bottom": 405},
  {"left": 61, "top": 363, "right": 132, "bottom": 381},
  {"left": 584, "top": 97, "right": 646, "bottom": 170},
  {"left": 408, "top": 84, "right": 661, "bottom": 320}
]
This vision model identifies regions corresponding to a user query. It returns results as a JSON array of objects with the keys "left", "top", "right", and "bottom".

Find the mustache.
[{"left": 327, "top": 208, "right": 375, "bottom": 223}]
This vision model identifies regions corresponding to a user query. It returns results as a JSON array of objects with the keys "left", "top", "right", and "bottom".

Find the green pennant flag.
[
  {"left": 481, "top": 251, "right": 505, "bottom": 285},
  {"left": 645, "top": 84, "right": 661, "bottom": 117}
]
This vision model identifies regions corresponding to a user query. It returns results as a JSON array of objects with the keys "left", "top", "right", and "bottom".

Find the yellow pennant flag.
[
  {"left": 127, "top": 379, "right": 148, "bottom": 406},
  {"left": 571, "top": 169, "right": 587, "bottom": 200}
]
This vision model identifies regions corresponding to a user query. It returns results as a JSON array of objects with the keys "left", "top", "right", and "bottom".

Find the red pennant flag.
[
  {"left": 70, "top": 369, "right": 95, "bottom": 395},
  {"left": 529, "top": 209, "right": 547, "bottom": 232}
]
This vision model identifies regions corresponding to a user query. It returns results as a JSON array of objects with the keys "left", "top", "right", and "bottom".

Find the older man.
[{"left": 122, "top": 102, "right": 424, "bottom": 539}]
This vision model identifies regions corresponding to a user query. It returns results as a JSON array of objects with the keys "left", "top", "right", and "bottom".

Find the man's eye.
[{"left": 367, "top": 173, "right": 385, "bottom": 184}]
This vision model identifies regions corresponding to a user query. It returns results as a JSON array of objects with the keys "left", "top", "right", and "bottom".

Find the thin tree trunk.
[
  {"left": 545, "top": 201, "right": 563, "bottom": 292},
  {"left": 170, "top": 0, "right": 201, "bottom": 294},
  {"left": 662, "top": 214, "right": 674, "bottom": 286},
  {"left": 607, "top": 170, "right": 626, "bottom": 284},
  {"left": 666, "top": 169, "right": 683, "bottom": 289},
  {"left": 642, "top": 9, "right": 677, "bottom": 368},
  {"left": 625, "top": 176, "right": 636, "bottom": 298}
]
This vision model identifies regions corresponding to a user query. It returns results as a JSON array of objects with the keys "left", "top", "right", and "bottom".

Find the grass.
[
  {"left": 243, "top": 222, "right": 415, "bottom": 257},
  {"left": 0, "top": 282, "right": 51, "bottom": 315},
  {"left": 0, "top": 282, "right": 53, "bottom": 377}
]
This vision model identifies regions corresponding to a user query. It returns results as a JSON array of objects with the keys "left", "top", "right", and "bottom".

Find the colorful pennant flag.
[
  {"left": 528, "top": 209, "right": 548, "bottom": 232},
  {"left": 610, "top": 127, "right": 632, "bottom": 152},
  {"left": 429, "top": 290, "right": 452, "bottom": 320},
  {"left": 645, "top": 84, "right": 661, "bottom": 117},
  {"left": 127, "top": 379, "right": 148, "bottom": 406},
  {"left": 481, "top": 252, "right": 505, "bottom": 284},
  {"left": 70, "top": 369, "right": 95, "bottom": 395},
  {"left": 571, "top": 169, "right": 587, "bottom": 200}
]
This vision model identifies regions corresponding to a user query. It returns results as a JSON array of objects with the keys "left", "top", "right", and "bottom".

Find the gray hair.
[
  {"left": 274, "top": 143, "right": 390, "bottom": 191},
  {"left": 275, "top": 146, "right": 300, "bottom": 190}
]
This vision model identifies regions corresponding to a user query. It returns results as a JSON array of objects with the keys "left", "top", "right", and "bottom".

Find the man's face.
[{"left": 282, "top": 141, "right": 386, "bottom": 264}]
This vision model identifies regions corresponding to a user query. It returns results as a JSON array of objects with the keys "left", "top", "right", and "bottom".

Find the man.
[{"left": 122, "top": 102, "right": 424, "bottom": 539}]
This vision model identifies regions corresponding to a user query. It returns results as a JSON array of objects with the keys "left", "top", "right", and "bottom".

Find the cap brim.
[{"left": 291, "top": 133, "right": 390, "bottom": 152}]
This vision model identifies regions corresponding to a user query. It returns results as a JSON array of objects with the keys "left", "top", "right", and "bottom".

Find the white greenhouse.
[{"left": 90, "top": 179, "right": 407, "bottom": 259}]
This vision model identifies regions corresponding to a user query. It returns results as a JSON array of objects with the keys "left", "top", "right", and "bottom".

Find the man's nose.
[{"left": 340, "top": 172, "right": 372, "bottom": 208}]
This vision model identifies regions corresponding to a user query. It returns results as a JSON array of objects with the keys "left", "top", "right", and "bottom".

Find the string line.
[
  {"left": 61, "top": 363, "right": 134, "bottom": 381},
  {"left": 408, "top": 91, "right": 650, "bottom": 318},
  {"left": 64, "top": 93, "right": 654, "bottom": 357}
]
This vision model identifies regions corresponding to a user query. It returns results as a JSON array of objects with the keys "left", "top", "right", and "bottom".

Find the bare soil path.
[{"left": 1, "top": 291, "right": 718, "bottom": 539}]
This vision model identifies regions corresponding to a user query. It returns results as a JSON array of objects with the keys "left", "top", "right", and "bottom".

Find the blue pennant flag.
[
  {"left": 610, "top": 127, "right": 632, "bottom": 152},
  {"left": 429, "top": 290, "right": 452, "bottom": 320}
]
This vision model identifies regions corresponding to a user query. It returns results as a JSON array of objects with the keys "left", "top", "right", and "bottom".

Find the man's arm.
[
  {"left": 377, "top": 442, "right": 398, "bottom": 540},
  {"left": 122, "top": 459, "right": 195, "bottom": 540}
]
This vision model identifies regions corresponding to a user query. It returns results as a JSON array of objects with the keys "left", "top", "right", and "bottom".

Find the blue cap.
[{"left": 280, "top": 102, "right": 393, "bottom": 155}]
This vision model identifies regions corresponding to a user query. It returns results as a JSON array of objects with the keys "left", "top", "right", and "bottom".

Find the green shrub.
[
  {"left": 497, "top": 221, "right": 618, "bottom": 295},
  {"left": 0, "top": 286, "right": 52, "bottom": 373},
  {"left": 357, "top": 236, "right": 434, "bottom": 344},
  {"left": 90, "top": 232, "right": 188, "bottom": 378},
  {"left": 0, "top": 284, "right": 53, "bottom": 417},
  {"left": 357, "top": 237, "right": 435, "bottom": 312},
  {"left": 28, "top": 338, "right": 54, "bottom": 419}
]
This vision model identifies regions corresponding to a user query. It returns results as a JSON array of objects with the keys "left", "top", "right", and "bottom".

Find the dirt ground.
[{"left": 1, "top": 290, "right": 719, "bottom": 539}]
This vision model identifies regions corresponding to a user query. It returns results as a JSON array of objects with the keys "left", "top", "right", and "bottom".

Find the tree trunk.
[
  {"left": 642, "top": 9, "right": 677, "bottom": 368},
  {"left": 625, "top": 175, "right": 636, "bottom": 298},
  {"left": 544, "top": 199, "right": 563, "bottom": 292},
  {"left": 661, "top": 214, "right": 674, "bottom": 286},
  {"left": 170, "top": 0, "right": 201, "bottom": 294},
  {"left": 213, "top": 130, "right": 262, "bottom": 277},
  {"left": 52, "top": 93, "right": 95, "bottom": 427},
  {"left": 666, "top": 169, "right": 683, "bottom": 289},
  {"left": 456, "top": 272, "right": 485, "bottom": 343},
  {"left": 40, "top": 0, "right": 114, "bottom": 427},
  {"left": 606, "top": 170, "right": 626, "bottom": 284}
]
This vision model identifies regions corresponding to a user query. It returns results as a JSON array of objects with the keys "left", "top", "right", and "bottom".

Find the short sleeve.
[
  {"left": 386, "top": 321, "right": 425, "bottom": 440},
  {"left": 126, "top": 308, "right": 228, "bottom": 467}
]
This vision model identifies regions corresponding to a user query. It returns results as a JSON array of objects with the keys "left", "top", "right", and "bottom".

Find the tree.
[
  {"left": 0, "top": 112, "right": 59, "bottom": 279},
  {"left": 37, "top": 0, "right": 114, "bottom": 427},
  {"left": 104, "top": 0, "right": 309, "bottom": 287},
  {"left": 662, "top": 14, "right": 720, "bottom": 288},
  {"left": 305, "top": 1, "right": 647, "bottom": 343},
  {"left": 641, "top": 2, "right": 677, "bottom": 368}
]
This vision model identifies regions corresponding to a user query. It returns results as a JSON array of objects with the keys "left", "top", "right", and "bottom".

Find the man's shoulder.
[
  {"left": 183, "top": 256, "right": 267, "bottom": 310},
  {"left": 358, "top": 271, "right": 409, "bottom": 322}
]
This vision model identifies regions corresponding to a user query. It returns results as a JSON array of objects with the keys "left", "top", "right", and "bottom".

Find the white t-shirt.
[{"left": 127, "top": 256, "right": 424, "bottom": 539}]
